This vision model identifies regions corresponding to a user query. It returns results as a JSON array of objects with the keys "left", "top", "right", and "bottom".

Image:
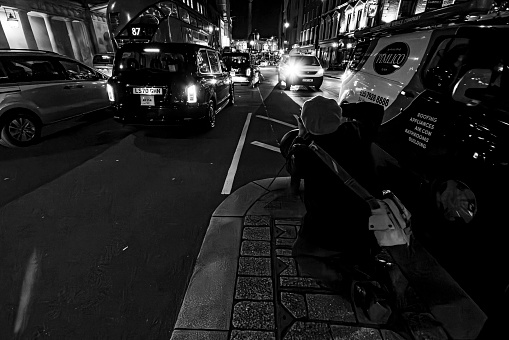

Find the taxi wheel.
[
  {"left": 228, "top": 85, "right": 235, "bottom": 106},
  {"left": 285, "top": 82, "right": 291, "bottom": 90},
  {"left": 0, "top": 111, "right": 41, "bottom": 148},
  {"left": 204, "top": 100, "right": 216, "bottom": 129}
]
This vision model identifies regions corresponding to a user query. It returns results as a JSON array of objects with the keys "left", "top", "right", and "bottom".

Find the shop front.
[{"left": 318, "top": 35, "right": 355, "bottom": 70}]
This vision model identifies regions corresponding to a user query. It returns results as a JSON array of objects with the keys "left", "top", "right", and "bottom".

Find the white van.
[
  {"left": 339, "top": 8, "right": 509, "bottom": 227},
  {"left": 340, "top": 5, "right": 509, "bottom": 335}
]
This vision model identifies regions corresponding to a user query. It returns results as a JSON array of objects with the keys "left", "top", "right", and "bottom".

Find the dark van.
[{"left": 107, "top": 43, "right": 234, "bottom": 129}]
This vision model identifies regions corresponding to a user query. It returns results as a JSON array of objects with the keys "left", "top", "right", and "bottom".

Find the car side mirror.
[{"left": 452, "top": 68, "right": 492, "bottom": 105}]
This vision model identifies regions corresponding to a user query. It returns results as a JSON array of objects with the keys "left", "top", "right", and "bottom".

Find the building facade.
[
  {"left": 0, "top": 0, "right": 112, "bottom": 67},
  {"left": 0, "top": 0, "right": 232, "bottom": 66},
  {"left": 281, "top": 0, "right": 494, "bottom": 70},
  {"left": 215, "top": 0, "right": 233, "bottom": 48}
]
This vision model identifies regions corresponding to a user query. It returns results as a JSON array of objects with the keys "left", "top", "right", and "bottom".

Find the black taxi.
[{"left": 107, "top": 43, "right": 234, "bottom": 128}]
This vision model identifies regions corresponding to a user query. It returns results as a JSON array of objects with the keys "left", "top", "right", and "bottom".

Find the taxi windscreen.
[{"left": 115, "top": 50, "right": 187, "bottom": 74}]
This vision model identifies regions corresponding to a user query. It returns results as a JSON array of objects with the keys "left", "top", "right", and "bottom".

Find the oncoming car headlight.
[
  {"left": 187, "top": 84, "right": 197, "bottom": 103},
  {"left": 317, "top": 68, "right": 324, "bottom": 77},
  {"left": 288, "top": 64, "right": 299, "bottom": 76}
]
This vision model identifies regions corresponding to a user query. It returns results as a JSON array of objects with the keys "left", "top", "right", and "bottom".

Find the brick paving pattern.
[{"left": 230, "top": 215, "right": 392, "bottom": 340}]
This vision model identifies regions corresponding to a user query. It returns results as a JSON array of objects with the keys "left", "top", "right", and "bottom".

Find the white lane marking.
[
  {"left": 222, "top": 112, "right": 252, "bottom": 195},
  {"left": 256, "top": 115, "right": 297, "bottom": 128},
  {"left": 251, "top": 141, "right": 280, "bottom": 153},
  {"left": 14, "top": 248, "right": 41, "bottom": 335}
]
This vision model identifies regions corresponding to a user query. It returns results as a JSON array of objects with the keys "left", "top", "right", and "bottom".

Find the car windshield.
[
  {"left": 223, "top": 54, "right": 250, "bottom": 67},
  {"left": 289, "top": 56, "right": 320, "bottom": 66},
  {"left": 114, "top": 49, "right": 187, "bottom": 74}
]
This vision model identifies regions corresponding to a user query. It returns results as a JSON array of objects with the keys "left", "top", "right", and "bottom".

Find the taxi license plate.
[
  {"left": 140, "top": 95, "right": 155, "bottom": 106},
  {"left": 133, "top": 87, "right": 162, "bottom": 95},
  {"left": 302, "top": 79, "right": 313, "bottom": 82}
]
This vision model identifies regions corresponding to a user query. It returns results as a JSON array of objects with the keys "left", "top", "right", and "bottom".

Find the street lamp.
[{"left": 283, "top": 22, "right": 290, "bottom": 51}]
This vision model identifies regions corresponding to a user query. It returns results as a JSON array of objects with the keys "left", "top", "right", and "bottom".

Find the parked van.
[
  {"left": 339, "top": 3, "right": 508, "bottom": 227},
  {"left": 339, "top": 3, "right": 508, "bottom": 335}
]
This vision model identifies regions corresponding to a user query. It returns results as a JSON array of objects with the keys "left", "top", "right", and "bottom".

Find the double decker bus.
[{"left": 107, "top": 0, "right": 220, "bottom": 49}]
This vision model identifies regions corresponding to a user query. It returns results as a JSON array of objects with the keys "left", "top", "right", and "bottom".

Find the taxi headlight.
[
  {"left": 317, "top": 68, "right": 324, "bottom": 76},
  {"left": 187, "top": 84, "right": 197, "bottom": 103},
  {"left": 106, "top": 84, "right": 115, "bottom": 102}
]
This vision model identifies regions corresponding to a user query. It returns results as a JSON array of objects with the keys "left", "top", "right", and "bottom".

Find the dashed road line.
[
  {"left": 255, "top": 115, "right": 297, "bottom": 128},
  {"left": 221, "top": 112, "right": 252, "bottom": 195}
]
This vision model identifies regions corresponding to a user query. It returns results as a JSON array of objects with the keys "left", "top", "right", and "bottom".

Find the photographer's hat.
[{"left": 300, "top": 96, "right": 342, "bottom": 135}]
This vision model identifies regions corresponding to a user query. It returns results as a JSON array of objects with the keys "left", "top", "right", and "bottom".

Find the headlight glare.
[{"left": 288, "top": 65, "right": 299, "bottom": 76}]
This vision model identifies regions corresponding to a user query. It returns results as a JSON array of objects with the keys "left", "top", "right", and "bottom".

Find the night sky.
[{"left": 230, "top": 0, "right": 282, "bottom": 40}]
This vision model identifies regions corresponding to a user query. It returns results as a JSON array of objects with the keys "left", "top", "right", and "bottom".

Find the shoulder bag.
[{"left": 308, "top": 141, "right": 412, "bottom": 247}]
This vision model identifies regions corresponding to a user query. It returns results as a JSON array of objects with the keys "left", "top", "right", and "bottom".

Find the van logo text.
[{"left": 373, "top": 42, "right": 409, "bottom": 75}]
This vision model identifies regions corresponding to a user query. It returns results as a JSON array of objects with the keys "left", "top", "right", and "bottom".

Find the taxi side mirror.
[{"left": 452, "top": 68, "right": 492, "bottom": 105}]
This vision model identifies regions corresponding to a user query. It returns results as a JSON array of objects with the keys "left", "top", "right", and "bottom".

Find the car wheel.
[
  {"left": 0, "top": 111, "right": 41, "bottom": 148},
  {"left": 285, "top": 81, "right": 291, "bottom": 90},
  {"left": 228, "top": 85, "right": 235, "bottom": 106},
  {"left": 203, "top": 100, "right": 216, "bottom": 129},
  {"left": 432, "top": 178, "right": 478, "bottom": 225}
]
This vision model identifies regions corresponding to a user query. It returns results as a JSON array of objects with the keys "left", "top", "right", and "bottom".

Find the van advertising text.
[
  {"left": 359, "top": 90, "right": 390, "bottom": 107},
  {"left": 405, "top": 113, "right": 438, "bottom": 149}
]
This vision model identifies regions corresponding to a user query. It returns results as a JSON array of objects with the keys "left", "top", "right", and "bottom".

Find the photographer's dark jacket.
[{"left": 283, "top": 103, "right": 383, "bottom": 252}]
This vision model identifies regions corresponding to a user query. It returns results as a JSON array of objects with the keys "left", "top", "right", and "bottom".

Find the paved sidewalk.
[{"left": 169, "top": 177, "right": 413, "bottom": 340}]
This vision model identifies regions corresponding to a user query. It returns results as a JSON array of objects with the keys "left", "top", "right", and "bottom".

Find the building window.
[
  {"left": 332, "top": 13, "right": 339, "bottom": 38},
  {"left": 356, "top": 9, "right": 363, "bottom": 29},
  {"left": 180, "top": 9, "right": 190, "bottom": 23},
  {"left": 399, "top": 0, "right": 418, "bottom": 17}
]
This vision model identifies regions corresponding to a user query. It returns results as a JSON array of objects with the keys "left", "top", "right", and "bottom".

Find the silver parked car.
[{"left": 0, "top": 49, "right": 111, "bottom": 147}]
